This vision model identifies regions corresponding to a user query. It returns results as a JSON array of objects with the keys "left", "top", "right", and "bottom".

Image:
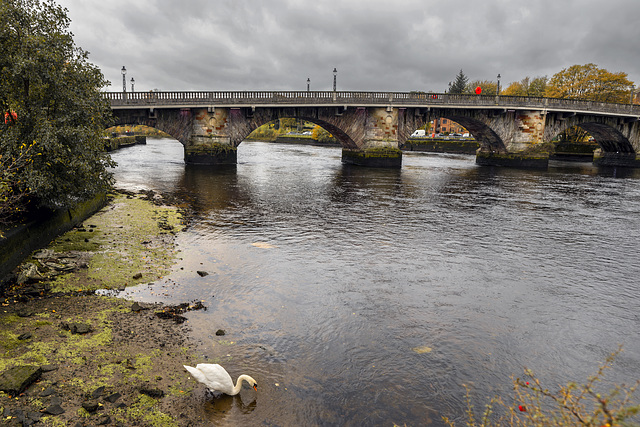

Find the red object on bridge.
[
  {"left": 475, "top": 86, "right": 482, "bottom": 95},
  {"left": 4, "top": 111, "right": 17, "bottom": 124}
]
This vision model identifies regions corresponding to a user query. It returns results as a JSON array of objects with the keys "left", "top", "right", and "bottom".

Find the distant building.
[{"left": 431, "top": 118, "right": 466, "bottom": 134}]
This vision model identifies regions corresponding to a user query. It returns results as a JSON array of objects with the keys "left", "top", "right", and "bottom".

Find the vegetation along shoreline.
[{"left": 0, "top": 189, "right": 222, "bottom": 426}]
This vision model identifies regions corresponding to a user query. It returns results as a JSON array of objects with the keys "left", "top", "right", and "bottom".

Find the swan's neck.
[{"left": 232, "top": 375, "right": 255, "bottom": 395}]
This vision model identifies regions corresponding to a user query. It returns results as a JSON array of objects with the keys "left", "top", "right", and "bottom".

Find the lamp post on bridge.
[
  {"left": 131, "top": 77, "right": 135, "bottom": 92},
  {"left": 496, "top": 73, "right": 501, "bottom": 96},
  {"left": 333, "top": 68, "right": 337, "bottom": 91},
  {"left": 307, "top": 77, "right": 310, "bottom": 92},
  {"left": 630, "top": 84, "right": 635, "bottom": 105},
  {"left": 121, "top": 66, "right": 126, "bottom": 92}
]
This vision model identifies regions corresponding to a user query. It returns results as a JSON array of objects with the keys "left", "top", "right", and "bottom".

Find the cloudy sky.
[{"left": 55, "top": 0, "right": 640, "bottom": 93}]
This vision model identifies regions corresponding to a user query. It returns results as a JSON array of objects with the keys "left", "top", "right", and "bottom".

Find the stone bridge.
[{"left": 106, "top": 91, "right": 640, "bottom": 168}]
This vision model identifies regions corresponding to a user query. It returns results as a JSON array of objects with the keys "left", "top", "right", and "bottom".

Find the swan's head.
[{"left": 241, "top": 374, "right": 258, "bottom": 391}]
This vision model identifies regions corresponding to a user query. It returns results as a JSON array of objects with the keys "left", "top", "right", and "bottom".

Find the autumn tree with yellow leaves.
[
  {"left": 545, "top": 63, "right": 634, "bottom": 103},
  {"left": 502, "top": 76, "right": 548, "bottom": 98}
]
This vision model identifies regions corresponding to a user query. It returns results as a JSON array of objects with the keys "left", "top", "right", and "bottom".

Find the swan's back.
[{"left": 184, "top": 363, "right": 235, "bottom": 394}]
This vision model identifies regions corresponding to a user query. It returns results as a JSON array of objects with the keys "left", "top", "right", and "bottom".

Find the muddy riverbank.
[{"left": 0, "top": 191, "right": 214, "bottom": 426}]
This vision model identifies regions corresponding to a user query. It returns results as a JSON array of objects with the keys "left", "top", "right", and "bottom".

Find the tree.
[
  {"left": 449, "top": 70, "right": 469, "bottom": 94},
  {"left": 0, "top": 0, "right": 114, "bottom": 213},
  {"left": 0, "top": 141, "right": 35, "bottom": 232},
  {"left": 464, "top": 80, "right": 497, "bottom": 96},
  {"left": 545, "top": 63, "right": 633, "bottom": 103},
  {"left": 279, "top": 118, "right": 297, "bottom": 129},
  {"left": 502, "top": 76, "right": 548, "bottom": 97},
  {"left": 528, "top": 76, "right": 548, "bottom": 98},
  {"left": 311, "top": 125, "right": 334, "bottom": 144}
]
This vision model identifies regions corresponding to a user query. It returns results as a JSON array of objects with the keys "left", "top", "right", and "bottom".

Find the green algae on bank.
[
  {"left": 0, "top": 190, "right": 215, "bottom": 425},
  {"left": 46, "top": 193, "right": 185, "bottom": 292},
  {"left": 0, "top": 294, "right": 198, "bottom": 426}
]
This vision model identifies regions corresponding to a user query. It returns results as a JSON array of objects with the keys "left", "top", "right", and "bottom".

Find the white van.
[{"left": 411, "top": 129, "right": 426, "bottom": 137}]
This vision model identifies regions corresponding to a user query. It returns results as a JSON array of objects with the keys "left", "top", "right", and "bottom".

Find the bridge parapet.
[{"left": 106, "top": 91, "right": 640, "bottom": 116}]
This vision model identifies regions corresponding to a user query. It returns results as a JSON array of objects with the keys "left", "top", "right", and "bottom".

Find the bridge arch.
[
  {"left": 296, "top": 116, "right": 358, "bottom": 150},
  {"left": 111, "top": 108, "right": 193, "bottom": 145},
  {"left": 234, "top": 109, "right": 360, "bottom": 150},
  {"left": 546, "top": 114, "right": 638, "bottom": 154},
  {"left": 433, "top": 113, "right": 507, "bottom": 153},
  {"left": 579, "top": 123, "right": 634, "bottom": 153},
  {"left": 565, "top": 122, "right": 633, "bottom": 153}
]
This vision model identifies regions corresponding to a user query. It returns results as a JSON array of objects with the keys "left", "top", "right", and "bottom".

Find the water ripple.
[{"left": 112, "top": 140, "right": 640, "bottom": 426}]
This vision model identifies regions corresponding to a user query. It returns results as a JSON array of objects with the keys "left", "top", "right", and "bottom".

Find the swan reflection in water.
[{"left": 202, "top": 389, "right": 258, "bottom": 420}]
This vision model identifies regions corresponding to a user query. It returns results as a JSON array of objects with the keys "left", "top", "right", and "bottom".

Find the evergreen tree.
[{"left": 449, "top": 70, "right": 468, "bottom": 94}]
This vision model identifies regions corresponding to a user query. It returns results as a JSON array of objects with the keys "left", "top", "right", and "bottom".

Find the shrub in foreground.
[{"left": 443, "top": 347, "right": 639, "bottom": 426}]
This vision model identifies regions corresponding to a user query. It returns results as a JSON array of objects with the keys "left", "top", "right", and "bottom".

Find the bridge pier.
[
  {"left": 183, "top": 108, "right": 238, "bottom": 166},
  {"left": 593, "top": 150, "right": 640, "bottom": 167},
  {"left": 475, "top": 150, "right": 549, "bottom": 169},
  {"left": 184, "top": 144, "right": 237, "bottom": 165},
  {"left": 339, "top": 107, "right": 404, "bottom": 167},
  {"left": 341, "top": 147, "right": 402, "bottom": 168}
]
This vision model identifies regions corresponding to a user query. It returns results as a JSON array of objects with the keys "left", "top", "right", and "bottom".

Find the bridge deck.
[{"left": 105, "top": 91, "right": 640, "bottom": 118}]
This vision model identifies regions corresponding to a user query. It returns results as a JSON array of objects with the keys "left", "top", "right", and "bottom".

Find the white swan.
[{"left": 183, "top": 364, "right": 257, "bottom": 395}]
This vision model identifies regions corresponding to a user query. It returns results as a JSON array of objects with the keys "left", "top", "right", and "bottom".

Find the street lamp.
[
  {"left": 630, "top": 84, "right": 635, "bottom": 104},
  {"left": 121, "top": 66, "right": 127, "bottom": 92},
  {"left": 131, "top": 77, "right": 135, "bottom": 92},
  {"left": 448, "top": 82, "right": 452, "bottom": 93},
  {"left": 496, "top": 73, "right": 501, "bottom": 95},
  {"left": 307, "top": 77, "right": 310, "bottom": 92},
  {"left": 333, "top": 68, "right": 337, "bottom": 91}
]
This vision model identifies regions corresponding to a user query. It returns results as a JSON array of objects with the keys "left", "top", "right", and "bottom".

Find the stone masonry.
[{"left": 110, "top": 92, "right": 640, "bottom": 169}]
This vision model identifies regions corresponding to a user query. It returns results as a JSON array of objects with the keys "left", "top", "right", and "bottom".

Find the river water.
[{"left": 110, "top": 138, "right": 640, "bottom": 426}]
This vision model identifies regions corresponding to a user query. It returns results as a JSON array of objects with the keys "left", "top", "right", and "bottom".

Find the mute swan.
[{"left": 183, "top": 364, "right": 258, "bottom": 395}]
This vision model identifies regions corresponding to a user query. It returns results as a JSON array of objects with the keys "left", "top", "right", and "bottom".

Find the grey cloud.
[{"left": 57, "top": 0, "right": 640, "bottom": 93}]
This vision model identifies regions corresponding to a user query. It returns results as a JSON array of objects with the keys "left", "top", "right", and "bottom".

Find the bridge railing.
[{"left": 105, "top": 91, "right": 640, "bottom": 115}]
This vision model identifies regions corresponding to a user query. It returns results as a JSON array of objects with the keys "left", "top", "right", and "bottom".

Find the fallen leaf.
[
  {"left": 252, "top": 242, "right": 277, "bottom": 249},
  {"left": 412, "top": 346, "right": 433, "bottom": 354}
]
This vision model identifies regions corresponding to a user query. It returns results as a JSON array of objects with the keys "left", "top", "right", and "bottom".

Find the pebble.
[
  {"left": 39, "top": 387, "right": 56, "bottom": 397},
  {"left": 41, "top": 404, "right": 64, "bottom": 415},
  {"left": 81, "top": 400, "right": 99, "bottom": 413},
  {"left": 139, "top": 387, "right": 165, "bottom": 398},
  {"left": 104, "top": 392, "right": 121, "bottom": 403}
]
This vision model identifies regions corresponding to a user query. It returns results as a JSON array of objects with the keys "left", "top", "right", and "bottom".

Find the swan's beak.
[{"left": 253, "top": 384, "right": 258, "bottom": 391}]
